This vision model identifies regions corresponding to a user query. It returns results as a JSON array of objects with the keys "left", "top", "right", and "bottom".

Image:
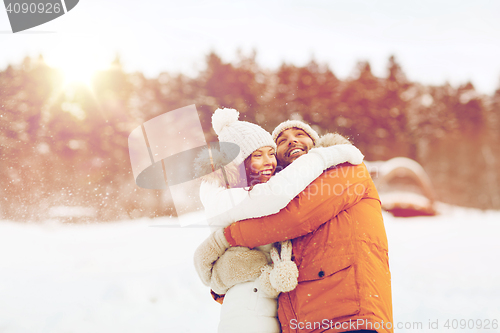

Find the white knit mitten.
[
  {"left": 269, "top": 240, "right": 299, "bottom": 293},
  {"left": 212, "top": 247, "right": 269, "bottom": 295},
  {"left": 310, "top": 144, "right": 364, "bottom": 168},
  {"left": 258, "top": 264, "right": 280, "bottom": 298},
  {"left": 193, "top": 229, "right": 231, "bottom": 287}
]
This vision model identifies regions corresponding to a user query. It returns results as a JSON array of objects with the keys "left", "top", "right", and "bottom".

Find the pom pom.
[{"left": 212, "top": 108, "right": 239, "bottom": 136}]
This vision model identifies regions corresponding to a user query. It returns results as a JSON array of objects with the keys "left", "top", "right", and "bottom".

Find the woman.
[{"left": 194, "top": 108, "right": 363, "bottom": 333}]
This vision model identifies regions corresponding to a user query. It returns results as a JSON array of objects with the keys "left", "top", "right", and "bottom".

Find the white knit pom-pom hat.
[
  {"left": 212, "top": 108, "right": 276, "bottom": 165},
  {"left": 271, "top": 120, "right": 320, "bottom": 145}
]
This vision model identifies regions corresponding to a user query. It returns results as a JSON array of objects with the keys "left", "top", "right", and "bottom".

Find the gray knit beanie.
[{"left": 271, "top": 120, "right": 320, "bottom": 145}]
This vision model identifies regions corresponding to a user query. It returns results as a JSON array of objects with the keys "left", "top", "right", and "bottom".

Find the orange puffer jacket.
[{"left": 224, "top": 163, "right": 393, "bottom": 333}]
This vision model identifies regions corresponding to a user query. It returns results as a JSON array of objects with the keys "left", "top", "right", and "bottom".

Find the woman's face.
[{"left": 244, "top": 146, "right": 277, "bottom": 185}]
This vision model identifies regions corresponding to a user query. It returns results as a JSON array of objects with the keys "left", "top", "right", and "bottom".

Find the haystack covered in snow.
[{"left": 365, "top": 157, "right": 437, "bottom": 217}]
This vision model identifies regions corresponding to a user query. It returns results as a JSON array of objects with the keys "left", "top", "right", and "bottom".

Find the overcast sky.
[{"left": 1, "top": 0, "right": 499, "bottom": 94}]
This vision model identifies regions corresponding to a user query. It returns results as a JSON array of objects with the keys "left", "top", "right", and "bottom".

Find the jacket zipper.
[{"left": 281, "top": 292, "right": 299, "bottom": 333}]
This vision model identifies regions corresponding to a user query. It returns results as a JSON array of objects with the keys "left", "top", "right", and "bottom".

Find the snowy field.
[{"left": 0, "top": 204, "right": 499, "bottom": 333}]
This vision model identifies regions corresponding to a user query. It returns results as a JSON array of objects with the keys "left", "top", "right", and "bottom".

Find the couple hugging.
[{"left": 194, "top": 108, "right": 393, "bottom": 333}]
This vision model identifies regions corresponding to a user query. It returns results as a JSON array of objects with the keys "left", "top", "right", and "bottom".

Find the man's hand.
[
  {"left": 193, "top": 229, "right": 230, "bottom": 287},
  {"left": 211, "top": 247, "right": 269, "bottom": 295},
  {"left": 269, "top": 240, "right": 299, "bottom": 293},
  {"left": 258, "top": 264, "right": 280, "bottom": 298}
]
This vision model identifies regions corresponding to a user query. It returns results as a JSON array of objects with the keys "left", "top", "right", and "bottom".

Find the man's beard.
[{"left": 280, "top": 144, "right": 308, "bottom": 168}]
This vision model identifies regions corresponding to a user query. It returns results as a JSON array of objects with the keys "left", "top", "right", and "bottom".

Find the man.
[{"left": 197, "top": 120, "right": 393, "bottom": 333}]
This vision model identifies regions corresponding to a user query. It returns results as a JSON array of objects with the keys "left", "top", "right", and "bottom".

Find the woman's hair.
[{"left": 243, "top": 155, "right": 257, "bottom": 190}]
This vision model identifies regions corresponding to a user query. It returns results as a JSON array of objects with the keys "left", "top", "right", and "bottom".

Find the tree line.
[{"left": 1, "top": 52, "right": 499, "bottom": 221}]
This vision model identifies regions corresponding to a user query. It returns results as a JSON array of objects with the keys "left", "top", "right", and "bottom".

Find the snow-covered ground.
[{"left": 0, "top": 204, "right": 499, "bottom": 333}]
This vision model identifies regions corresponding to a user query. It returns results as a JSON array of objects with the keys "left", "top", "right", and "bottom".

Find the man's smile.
[{"left": 286, "top": 146, "right": 305, "bottom": 158}]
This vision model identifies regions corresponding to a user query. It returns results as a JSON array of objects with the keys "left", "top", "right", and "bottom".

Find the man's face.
[{"left": 276, "top": 128, "right": 314, "bottom": 167}]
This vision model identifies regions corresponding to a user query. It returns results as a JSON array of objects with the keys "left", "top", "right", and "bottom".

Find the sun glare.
[
  {"left": 61, "top": 64, "right": 96, "bottom": 86},
  {"left": 45, "top": 50, "right": 111, "bottom": 87}
]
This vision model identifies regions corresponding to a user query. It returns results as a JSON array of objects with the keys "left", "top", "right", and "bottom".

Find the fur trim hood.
[{"left": 316, "top": 132, "right": 352, "bottom": 147}]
